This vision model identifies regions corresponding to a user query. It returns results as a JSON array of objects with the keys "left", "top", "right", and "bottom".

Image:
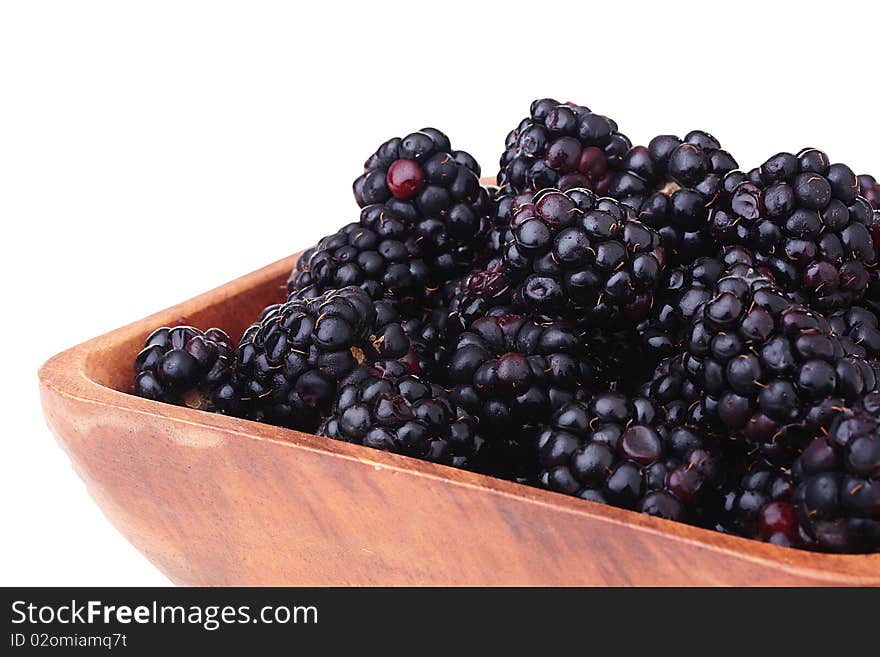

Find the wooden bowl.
[{"left": 39, "top": 252, "right": 880, "bottom": 586}]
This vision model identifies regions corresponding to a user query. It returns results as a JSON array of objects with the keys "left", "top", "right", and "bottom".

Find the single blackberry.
[
  {"left": 287, "top": 212, "right": 429, "bottom": 308},
  {"left": 353, "top": 128, "right": 489, "bottom": 282},
  {"left": 683, "top": 265, "right": 876, "bottom": 459},
  {"left": 133, "top": 326, "right": 239, "bottom": 414},
  {"left": 498, "top": 98, "right": 631, "bottom": 195},
  {"left": 637, "top": 247, "right": 757, "bottom": 363},
  {"left": 538, "top": 393, "right": 718, "bottom": 521},
  {"left": 318, "top": 360, "right": 481, "bottom": 468},
  {"left": 448, "top": 314, "right": 601, "bottom": 429},
  {"left": 609, "top": 131, "right": 738, "bottom": 261},
  {"left": 714, "top": 464, "right": 801, "bottom": 547},
  {"left": 235, "top": 286, "right": 377, "bottom": 431},
  {"left": 788, "top": 395, "right": 880, "bottom": 552},
  {"left": 503, "top": 187, "right": 666, "bottom": 326},
  {"left": 354, "top": 127, "right": 479, "bottom": 205},
  {"left": 709, "top": 149, "right": 876, "bottom": 311},
  {"left": 859, "top": 174, "right": 880, "bottom": 209}
]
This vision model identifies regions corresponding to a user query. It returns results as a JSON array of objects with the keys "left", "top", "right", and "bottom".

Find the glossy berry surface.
[
  {"left": 715, "top": 465, "right": 800, "bottom": 546},
  {"left": 538, "top": 393, "right": 717, "bottom": 521},
  {"left": 447, "top": 258, "right": 514, "bottom": 332},
  {"left": 683, "top": 265, "right": 876, "bottom": 458},
  {"left": 710, "top": 149, "right": 876, "bottom": 311},
  {"left": 386, "top": 159, "right": 426, "bottom": 200},
  {"left": 791, "top": 392, "right": 880, "bottom": 552},
  {"left": 637, "top": 247, "right": 756, "bottom": 365},
  {"left": 498, "top": 99, "right": 631, "bottom": 196},
  {"left": 353, "top": 128, "right": 489, "bottom": 282},
  {"left": 236, "top": 286, "right": 378, "bottom": 431},
  {"left": 133, "top": 326, "right": 238, "bottom": 414},
  {"left": 287, "top": 217, "right": 429, "bottom": 309},
  {"left": 859, "top": 174, "right": 880, "bottom": 210},
  {"left": 609, "top": 131, "right": 738, "bottom": 262},
  {"left": 319, "top": 361, "right": 481, "bottom": 467},
  {"left": 448, "top": 313, "right": 601, "bottom": 429},
  {"left": 503, "top": 187, "right": 666, "bottom": 327}
]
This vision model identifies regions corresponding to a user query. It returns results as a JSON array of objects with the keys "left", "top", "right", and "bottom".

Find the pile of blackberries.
[{"left": 133, "top": 99, "right": 880, "bottom": 553}]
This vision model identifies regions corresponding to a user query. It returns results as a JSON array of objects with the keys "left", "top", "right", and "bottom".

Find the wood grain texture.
[{"left": 38, "top": 252, "right": 880, "bottom": 586}]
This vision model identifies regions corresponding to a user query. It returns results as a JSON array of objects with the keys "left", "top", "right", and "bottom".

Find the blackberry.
[
  {"left": 714, "top": 464, "right": 801, "bottom": 547},
  {"left": 683, "top": 266, "right": 876, "bottom": 458},
  {"left": 448, "top": 314, "right": 600, "bottom": 429},
  {"left": 637, "top": 247, "right": 757, "bottom": 363},
  {"left": 791, "top": 393, "right": 880, "bottom": 552},
  {"left": 538, "top": 393, "right": 718, "bottom": 521},
  {"left": 709, "top": 149, "right": 876, "bottom": 311},
  {"left": 503, "top": 187, "right": 666, "bottom": 326},
  {"left": 235, "top": 286, "right": 377, "bottom": 431},
  {"left": 498, "top": 98, "right": 631, "bottom": 195},
  {"left": 354, "top": 128, "right": 477, "bottom": 205},
  {"left": 133, "top": 326, "right": 239, "bottom": 414},
  {"left": 859, "top": 174, "right": 880, "bottom": 209},
  {"left": 353, "top": 128, "right": 489, "bottom": 281},
  {"left": 609, "top": 131, "right": 738, "bottom": 261},
  {"left": 318, "top": 361, "right": 481, "bottom": 467},
  {"left": 287, "top": 211, "right": 429, "bottom": 308}
]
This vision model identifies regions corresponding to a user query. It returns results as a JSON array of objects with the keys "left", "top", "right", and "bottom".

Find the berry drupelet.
[
  {"left": 318, "top": 361, "right": 481, "bottom": 467},
  {"left": 503, "top": 187, "right": 666, "bottom": 326},
  {"left": 710, "top": 149, "right": 876, "bottom": 311},
  {"left": 353, "top": 128, "right": 489, "bottom": 282},
  {"left": 609, "top": 131, "right": 738, "bottom": 262},
  {"left": 683, "top": 265, "right": 876, "bottom": 459},
  {"left": 235, "top": 286, "right": 378, "bottom": 431},
  {"left": 498, "top": 98, "right": 631, "bottom": 195},
  {"left": 858, "top": 174, "right": 880, "bottom": 210},
  {"left": 538, "top": 393, "right": 718, "bottom": 521},
  {"left": 448, "top": 313, "right": 600, "bottom": 429},
  {"left": 791, "top": 392, "right": 880, "bottom": 552},
  {"left": 133, "top": 326, "right": 239, "bottom": 414}
]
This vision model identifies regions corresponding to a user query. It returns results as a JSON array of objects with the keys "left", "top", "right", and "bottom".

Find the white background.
[{"left": 1, "top": 1, "right": 878, "bottom": 586}]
